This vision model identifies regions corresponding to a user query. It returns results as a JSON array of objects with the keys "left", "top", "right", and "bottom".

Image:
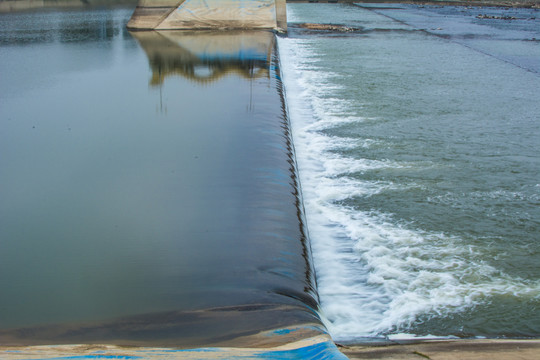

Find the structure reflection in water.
[
  {"left": 1, "top": 6, "right": 323, "bottom": 346},
  {"left": 131, "top": 30, "right": 274, "bottom": 85}
]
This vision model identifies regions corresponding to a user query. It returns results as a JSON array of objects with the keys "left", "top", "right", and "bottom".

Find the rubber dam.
[{"left": 0, "top": 1, "right": 346, "bottom": 359}]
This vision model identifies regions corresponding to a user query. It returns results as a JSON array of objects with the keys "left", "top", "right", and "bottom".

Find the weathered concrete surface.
[
  {"left": 0, "top": 333, "right": 349, "bottom": 359},
  {"left": 340, "top": 339, "right": 540, "bottom": 360},
  {"left": 4, "top": 338, "right": 540, "bottom": 359},
  {"left": 127, "top": 0, "right": 287, "bottom": 31}
]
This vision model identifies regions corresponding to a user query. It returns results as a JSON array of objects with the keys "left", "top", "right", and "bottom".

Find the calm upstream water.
[
  {"left": 0, "top": 5, "right": 321, "bottom": 346},
  {"left": 279, "top": 3, "right": 540, "bottom": 342}
]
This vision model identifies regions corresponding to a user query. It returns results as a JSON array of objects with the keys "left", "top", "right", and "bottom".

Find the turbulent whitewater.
[{"left": 278, "top": 3, "right": 540, "bottom": 342}]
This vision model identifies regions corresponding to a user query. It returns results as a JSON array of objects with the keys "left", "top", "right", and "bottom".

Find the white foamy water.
[{"left": 277, "top": 20, "right": 540, "bottom": 340}]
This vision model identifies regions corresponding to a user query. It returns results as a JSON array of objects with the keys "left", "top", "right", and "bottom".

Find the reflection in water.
[
  {"left": 0, "top": 7, "right": 133, "bottom": 45},
  {"left": 131, "top": 31, "right": 274, "bottom": 85}
]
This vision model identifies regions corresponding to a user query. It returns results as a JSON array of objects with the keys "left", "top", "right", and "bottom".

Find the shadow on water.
[{"left": 0, "top": 8, "right": 322, "bottom": 347}]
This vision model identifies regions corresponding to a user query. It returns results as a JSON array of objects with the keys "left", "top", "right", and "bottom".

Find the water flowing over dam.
[{"left": 4, "top": 1, "right": 537, "bottom": 358}]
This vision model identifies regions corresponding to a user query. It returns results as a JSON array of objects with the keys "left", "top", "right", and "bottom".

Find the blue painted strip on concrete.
[
  {"left": 257, "top": 341, "right": 349, "bottom": 360},
  {"left": 18, "top": 340, "right": 348, "bottom": 360},
  {"left": 36, "top": 356, "right": 142, "bottom": 360}
]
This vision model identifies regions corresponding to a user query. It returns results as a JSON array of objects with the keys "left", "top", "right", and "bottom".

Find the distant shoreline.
[
  {"left": 288, "top": 0, "right": 540, "bottom": 8},
  {"left": 1, "top": 0, "right": 539, "bottom": 13},
  {"left": 0, "top": 0, "right": 138, "bottom": 13}
]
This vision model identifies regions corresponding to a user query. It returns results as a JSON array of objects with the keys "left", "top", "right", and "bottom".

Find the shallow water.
[
  {"left": 0, "top": 6, "right": 320, "bottom": 346},
  {"left": 279, "top": 3, "right": 540, "bottom": 341}
]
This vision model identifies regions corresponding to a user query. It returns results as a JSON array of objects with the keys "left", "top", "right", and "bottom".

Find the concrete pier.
[{"left": 127, "top": 0, "right": 287, "bottom": 31}]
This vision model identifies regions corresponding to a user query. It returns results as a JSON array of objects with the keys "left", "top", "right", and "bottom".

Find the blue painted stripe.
[
  {"left": 14, "top": 341, "right": 348, "bottom": 360},
  {"left": 257, "top": 341, "right": 349, "bottom": 360},
  {"left": 34, "top": 356, "right": 142, "bottom": 360}
]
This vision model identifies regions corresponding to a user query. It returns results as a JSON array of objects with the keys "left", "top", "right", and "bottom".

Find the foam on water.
[{"left": 277, "top": 33, "right": 540, "bottom": 341}]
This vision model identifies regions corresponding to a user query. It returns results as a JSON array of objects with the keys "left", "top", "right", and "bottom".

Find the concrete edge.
[
  {"left": 340, "top": 339, "right": 540, "bottom": 360},
  {"left": 0, "top": 331, "right": 349, "bottom": 359}
]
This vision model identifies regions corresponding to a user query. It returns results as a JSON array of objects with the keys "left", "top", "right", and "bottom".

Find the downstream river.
[{"left": 279, "top": 2, "right": 540, "bottom": 342}]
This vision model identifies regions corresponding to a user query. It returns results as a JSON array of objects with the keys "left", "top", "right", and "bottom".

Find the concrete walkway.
[
  {"left": 0, "top": 334, "right": 348, "bottom": 359},
  {"left": 340, "top": 339, "right": 540, "bottom": 360}
]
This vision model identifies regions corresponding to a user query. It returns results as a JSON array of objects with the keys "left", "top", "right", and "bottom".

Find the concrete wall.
[{"left": 127, "top": 0, "right": 287, "bottom": 31}]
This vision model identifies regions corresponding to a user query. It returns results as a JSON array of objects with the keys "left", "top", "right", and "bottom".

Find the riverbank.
[
  {"left": 0, "top": 0, "right": 137, "bottom": 13},
  {"left": 1, "top": 0, "right": 539, "bottom": 13},
  {"left": 288, "top": 0, "right": 540, "bottom": 8}
]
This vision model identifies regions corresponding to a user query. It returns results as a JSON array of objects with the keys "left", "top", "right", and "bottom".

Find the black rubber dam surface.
[{"left": 0, "top": 7, "right": 323, "bottom": 347}]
